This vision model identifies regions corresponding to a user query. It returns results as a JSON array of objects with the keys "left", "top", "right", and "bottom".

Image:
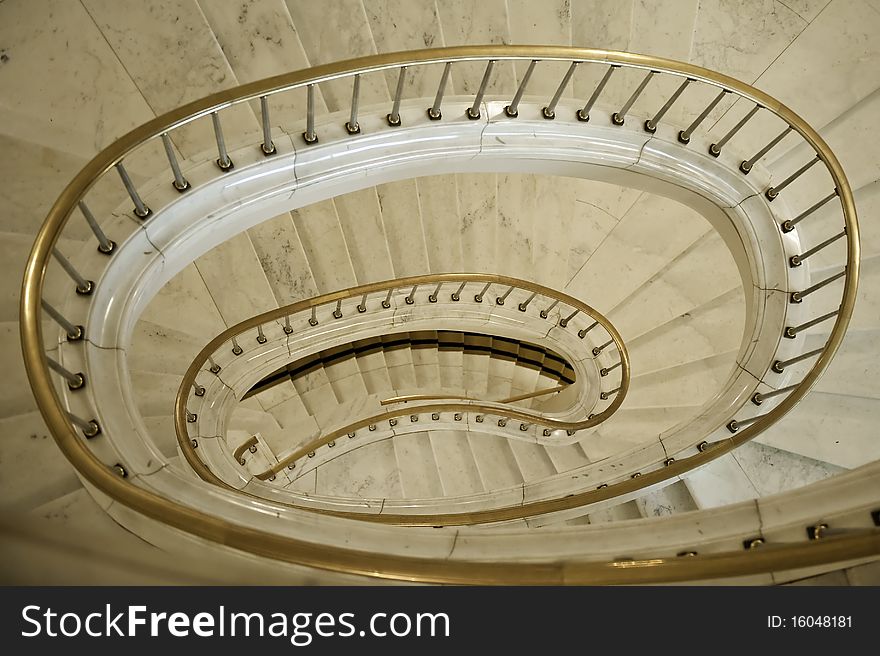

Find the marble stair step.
[
  {"left": 227, "top": 406, "right": 282, "bottom": 436},
  {"left": 141, "top": 415, "right": 180, "bottom": 459},
  {"left": 411, "top": 341, "right": 443, "bottom": 390},
  {"left": 458, "top": 173, "right": 498, "bottom": 276},
  {"left": 382, "top": 345, "right": 419, "bottom": 391},
  {"left": 333, "top": 188, "right": 396, "bottom": 285},
  {"left": 587, "top": 500, "right": 642, "bottom": 524},
  {"left": 751, "top": 392, "right": 880, "bottom": 469},
  {"left": 467, "top": 432, "right": 525, "bottom": 491},
  {"left": 375, "top": 179, "right": 432, "bottom": 278},
  {"left": 506, "top": 440, "right": 558, "bottom": 482},
  {"left": 290, "top": 367, "right": 341, "bottom": 417},
  {"left": 682, "top": 453, "right": 760, "bottom": 509},
  {"left": 322, "top": 357, "right": 369, "bottom": 404},
  {"left": 129, "top": 320, "right": 207, "bottom": 376},
  {"left": 314, "top": 439, "right": 404, "bottom": 500},
  {"left": 131, "top": 371, "right": 183, "bottom": 419},
  {"left": 139, "top": 263, "right": 227, "bottom": 341},
  {"left": 194, "top": 231, "right": 279, "bottom": 326},
  {"left": 393, "top": 431, "right": 445, "bottom": 498},
  {"left": 0, "top": 410, "right": 81, "bottom": 512},
  {"left": 353, "top": 349, "right": 396, "bottom": 395},
  {"left": 731, "top": 440, "right": 846, "bottom": 497},
  {"left": 625, "top": 350, "right": 738, "bottom": 408},
  {"left": 437, "top": 344, "right": 466, "bottom": 392},
  {"left": 804, "top": 328, "right": 880, "bottom": 400},
  {"left": 564, "top": 194, "right": 710, "bottom": 313},
  {"left": 289, "top": 201, "right": 358, "bottom": 294},
  {"left": 580, "top": 405, "right": 701, "bottom": 462},
  {"left": 0, "top": 321, "right": 38, "bottom": 420},
  {"left": 606, "top": 230, "right": 741, "bottom": 342},
  {"left": 417, "top": 174, "right": 463, "bottom": 274},
  {"left": 542, "top": 441, "right": 591, "bottom": 475},
  {"left": 486, "top": 353, "right": 517, "bottom": 400},
  {"left": 624, "top": 287, "right": 744, "bottom": 378},
  {"left": 429, "top": 430, "right": 484, "bottom": 497},
  {"left": 247, "top": 212, "right": 321, "bottom": 308}
]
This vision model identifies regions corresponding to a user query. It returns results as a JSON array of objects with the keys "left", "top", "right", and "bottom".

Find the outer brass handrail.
[
  {"left": 21, "top": 45, "right": 862, "bottom": 581},
  {"left": 174, "top": 273, "right": 629, "bottom": 485}
]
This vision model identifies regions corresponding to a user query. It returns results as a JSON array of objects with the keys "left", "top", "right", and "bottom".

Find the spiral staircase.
[{"left": 3, "top": 0, "right": 880, "bottom": 585}]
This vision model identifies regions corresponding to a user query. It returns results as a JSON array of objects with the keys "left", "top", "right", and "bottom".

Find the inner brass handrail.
[
  {"left": 380, "top": 385, "right": 567, "bottom": 406},
  {"left": 21, "top": 45, "right": 862, "bottom": 581},
  {"left": 175, "top": 273, "right": 628, "bottom": 486}
]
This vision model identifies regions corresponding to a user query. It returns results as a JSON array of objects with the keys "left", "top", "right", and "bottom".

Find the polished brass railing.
[
  {"left": 21, "top": 46, "right": 864, "bottom": 581},
  {"left": 175, "top": 273, "right": 629, "bottom": 489}
]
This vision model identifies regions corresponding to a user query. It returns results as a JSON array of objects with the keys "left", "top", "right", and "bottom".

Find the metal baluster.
[
  {"left": 256, "top": 324, "right": 267, "bottom": 344},
  {"left": 766, "top": 155, "right": 821, "bottom": 200},
  {"left": 193, "top": 381, "right": 206, "bottom": 397},
  {"left": 231, "top": 336, "right": 243, "bottom": 355},
  {"left": 474, "top": 282, "right": 491, "bottom": 302},
  {"left": 357, "top": 293, "right": 369, "bottom": 313},
  {"left": 77, "top": 201, "right": 115, "bottom": 255},
  {"left": 709, "top": 105, "right": 760, "bottom": 157},
  {"left": 781, "top": 191, "right": 838, "bottom": 232},
  {"left": 115, "top": 162, "right": 150, "bottom": 218},
  {"left": 678, "top": 89, "right": 728, "bottom": 144},
  {"left": 427, "top": 62, "right": 452, "bottom": 120},
  {"left": 333, "top": 299, "right": 343, "bottom": 318},
  {"left": 346, "top": 74, "right": 362, "bottom": 134},
  {"left": 405, "top": 285, "right": 418, "bottom": 305},
  {"left": 542, "top": 61, "right": 578, "bottom": 119},
  {"left": 68, "top": 412, "right": 100, "bottom": 438},
  {"left": 186, "top": 410, "right": 197, "bottom": 423},
  {"left": 161, "top": 133, "right": 190, "bottom": 191},
  {"left": 600, "top": 361, "right": 622, "bottom": 377},
  {"left": 540, "top": 299, "right": 559, "bottom": 319},
  {"left": 387, "top": 66, "right": 407, "bottom": 126},
  {"left": 772, "top": 347, "right": 823, "bottom": 373},
  {"left": 382, "top": 289, "right": 393, "bottom": 309},
  {"left": 784, "top": 309, "right": 838, "bottom": 339},
  {"left": 592, "top": 338, "right": 614, "bottom": 356},
  {"left": 47, "top": 356, "right": 85, "bottom": 390},
  {"left": 451, "top": 282, "right": 466, "bottom": 301},
  {"left": 42, "top": 300, "right": 83, "bottom": 341},
  {"left": 727, "top": 415, "right": 761, "bottom": 433},
  {"left": 207, "top": 356, "right": 221, "bottom": 374},
  {"left": 739, "top": 126, "right": 792, "bottom": 174},
  {"left": 505, "top": 60, "right": 538, "bottom": 117},
  {"left": 260, "top": 96, "right": 276, "bottom": 155},
  {"left": 211, "top": 111, "right": 233, "bottom": 171},
  {"left": 466, "top": 60, "right": 495, "bottom": 120},
  {"left": 52, "top": 248, "right": 93, "bottom": 295},
  {"left": 496, "top": 286, "right": 514, "bottom": 305},
  {"left": 790, "top": 269, "right": 846, "bottom": 304},
  {"left": 600, "top": 386, "right": 621, "bottom": 400},
  {"left": 577, "top": 65, "right": 617, "bottom": 122},
  {"left": 309, "top": 306, "right": 318, "bottom": 325},
  {"left": 752, "top": 382, "right": 799, "bottom": 405},
  {"left": 611, "top": 71, "right": 654, "bottom": 125},
  {"left": 644, "top": 78, "right": 692, "bottom": 133},
  {"left": 558, "top": 309, "right": 578, "bottom": 328},
  {"left": 283, "top": 315, "right": 293, "bottom": 334},
  {"left": 428, "top": 283, "right": 442, "bottom": 303},
  {"left": 518, "top": 292, "right": 537, "bottom": 312},
  {"left": 789, "top": 230, "right": 846, "bottom": 267},
  {"left": 578, "top": 321, "right": 598, "bottom": 339},
  {"left": 303, "top": 84, "right": 318, "bottom": 144}
]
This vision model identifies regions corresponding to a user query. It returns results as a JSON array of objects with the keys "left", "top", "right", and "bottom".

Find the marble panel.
[
  {"left": 682, "top": 453, "right": 759, "bottom": 509},
  {"left": 290, "top": 200, "right": 358, "bottom": 293},
  {"left": 571, "top": 0, "right": 633, "bottom": 102},
  {"left": 83, "top": 0, "right": 260, "bottom": 158},
  {"left": 0, "top": 321, "right": 38, "bottom": 420},
  {"left": 333, "top": 187, "right": 396, "bottom": 283},
  {"left": 752, "top": 392, "right": 880, "bottom": 469},
  {"left": 284, "top": 0, "right": 389, "bottom": 112},
  {"left": 247, "top": 212, "right": 320, "bottom": 306},
  {"left": 733, "top": 440, "right": 845, "bottom": 496},
  {"left": 507, "top": 0, "right": 572, "bottom": 97},
  {"left": 417, "top": 174, "right": 463, "bottom": 272},
  {"left": 194, "top": 232, "right": 279, "bottom": 325}
]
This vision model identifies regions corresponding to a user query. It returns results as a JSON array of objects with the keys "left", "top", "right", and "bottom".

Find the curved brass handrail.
[
  {"left": 21, "top": 45, "right": 862, "bottom": 581},
  {"left": 380, "top": 385, "right": 566, "bottom": 406},
  {"left": 174, "top": 273, "right": 629, "bottom": 486}
]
